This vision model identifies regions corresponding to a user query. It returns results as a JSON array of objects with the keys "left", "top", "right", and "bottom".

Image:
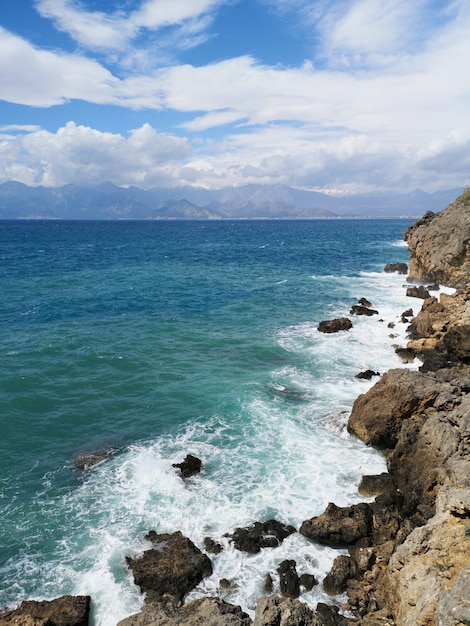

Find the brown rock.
[
  {"left": 318, "top": 318, "right": 353, "bottom": 333},
  {"left": 384, "top": 263, "right": 408, "bottom": 275},
  {"left": 125, "top": 531, "right": 212, "bottom": 603},
  {"left": 300, "top": 502, "right": 373, "bottom": 547},
  {"left": 347, "top": 368, "right": 440, "bottom": 447},
  {"left": 0, "top": 597, "right": 90, "bottom": 626},
  {"left": 228, "top": 520, "right": 296, "bottom": 554},
  {"left": 324, "top": 555, "right": 360, "bottom": 595},
  {"left": 117, "top": 597, "right": 251, "bottom": 626},
  {"left": 405, "top": 193, "right": 470, "bottom": 288}
]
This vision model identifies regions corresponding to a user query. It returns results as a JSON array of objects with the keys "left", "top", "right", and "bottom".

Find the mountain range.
[{"left": 0, "top": 181, "right": 462, "bottom": 220}]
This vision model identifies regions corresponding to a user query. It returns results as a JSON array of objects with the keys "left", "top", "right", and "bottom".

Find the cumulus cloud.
[{"left": 0, "top": 122, "right": 192, "bottom": 187}]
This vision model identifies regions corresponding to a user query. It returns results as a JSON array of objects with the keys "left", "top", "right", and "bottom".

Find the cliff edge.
[{"left": 348, "top": 192, "right": 470, "bottom": 625}]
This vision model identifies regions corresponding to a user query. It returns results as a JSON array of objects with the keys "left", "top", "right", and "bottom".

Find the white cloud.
[
  {"left": 0, "top": 27, "right": 118, "bottom": 106},
  {"left": 0, "top": 122, "right": 192, "bottom": 187},
  {"left": 34, "top": 0, "right": 223, "bottom": 55}
]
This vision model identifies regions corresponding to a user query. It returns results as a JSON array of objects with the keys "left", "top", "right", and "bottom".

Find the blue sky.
[{"left": 0, "top": 0, "right": 469, "bottom": 192}]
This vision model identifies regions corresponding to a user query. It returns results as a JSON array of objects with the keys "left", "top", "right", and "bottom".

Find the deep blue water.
[{"left": 0, "top": 219, "right": 413, "bottom": 624}]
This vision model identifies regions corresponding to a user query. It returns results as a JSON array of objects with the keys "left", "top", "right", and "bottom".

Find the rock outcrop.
[
  {"left": 405, "top": 189, "right": 470, "bottom": 288},
  {"left": 0, "top": 596, "right": 91, "bottom": 626}
]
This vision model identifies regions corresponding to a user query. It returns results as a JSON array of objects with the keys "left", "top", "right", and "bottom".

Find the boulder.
[
  {"left": 117, "top": 597, "right": 251, "bottom": 626},
  {"left": 300, "top": 502, "right": 373, "bottom": 547},
  {"left": 277, "top": 560, "right": 300, "bottom": 598},
  {"left": 317, "top": 318, "right": 353, "bottom": 333},
  {"left": 172, "top": 454, "right": 202, "bottom": 479},
  {"left": 0, "top": 597, "right": 90, "bottom": 626},
  {"left": 358, "top": 473, "right": 394, "bottom": 497},
  {"left": 125, "top": 531, "right": 212, "bottom": 603},
  {"left": 350, "top": 305, "right": 379, "bottom": 316},
  {"left": 253, "top": 596, "right": 350, "bottom": 626},
  {"left": 355, "top": 370, "right": 380, "bottom": 381},
  {"left": 228, "top": 520, "right": 296, "bottom": 554},
  {"left": 384, "top": 263, "right": 408, "bottom": 274},
  {"left": 323, "top": 555, "right": 360, "bottom": 596},
  {"left": 406, "top": 285, "right": 431, "bottom": 299},
  {"left": 358, "top": 298, "right": 372, "bottom": 307}
]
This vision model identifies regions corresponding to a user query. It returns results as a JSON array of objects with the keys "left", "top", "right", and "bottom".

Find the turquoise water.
[{"left": 1, "top": 219, "right": 413, "bottom": 623}]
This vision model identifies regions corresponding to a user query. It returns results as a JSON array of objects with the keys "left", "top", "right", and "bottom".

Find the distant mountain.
[{"left": 0, "top": 181, "right": 463, "bottom": 220}]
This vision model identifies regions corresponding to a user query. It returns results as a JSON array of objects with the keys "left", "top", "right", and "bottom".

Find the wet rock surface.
[
  {"left": 317, "top": 317, "right": 353, "bottom": 333},
  {"left": 228, "top": 520, "right": 296, "bottom": 554},
  {"left": 125, "top": 531, "right": 212, "bottom": 603}
]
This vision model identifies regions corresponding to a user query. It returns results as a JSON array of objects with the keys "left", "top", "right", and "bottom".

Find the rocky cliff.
[{"left": 346, "top": 190, "right": 470, "bottom": 625}]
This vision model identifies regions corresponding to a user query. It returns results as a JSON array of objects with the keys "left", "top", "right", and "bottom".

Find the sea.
[{"left": 1, "top": 218, "right": 420, "bottom": 625}]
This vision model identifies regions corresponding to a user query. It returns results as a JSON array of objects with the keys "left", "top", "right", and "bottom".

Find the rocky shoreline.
[{"left": 2, "top": 191, "right": 469, "bottom": 626}]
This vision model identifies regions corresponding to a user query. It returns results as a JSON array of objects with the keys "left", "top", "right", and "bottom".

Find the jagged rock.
[
  {"left": 300, "top": 502, "right": 373, "bottom": 547},
  {"left": 0, "top": 596, "right": 90, "bottom": 626},
  {"left": 125, "top": 531, "right": 212, "bottom": 603},
  {"left": 277, "top": 560, "right": 300, "bottom": 598},
  {"left": 317, "top": 318, "right": 353, "bottom": 333},
  {"left": 394, "top": 346, "right": 416, "bottom": 363},
  {"left": 355, "top": 370, "right": 380, "bottom": 381},
  {"left": 350, "top": 305, "right": 379, "bottom": 316},
  {"left": 323, "top": 555, "right": 360, "bottom": 595},
  {"left": 299, "top": 573, "right": 318, "bottom": 591},
  {"left": 253, "top": 596, "right": 349, "bottom": 626},
  {"left": 405, "top": 192, "right": 470, "bottom": 288},
  {"left": 172, "top": 454, "right": 202, "bottom": 479},
  {"left": 384, "top": 263, "right": 408, "bottom": 274},
  {"left": 358, "top": 473, "right": 394, "bottom": 497},
  {"left": 358, "top": 298, "right": 372, "bottom": 307},
  {"left": 406, "top": 285, "right": 431, "bottom": 299},
  {"left": 347, "top": 368, "right": 441, "bottom": 447},
  {"left": 385, "top": 488, "right": 470, "bottom": 626},
  {"left": 228, "top": 520, "right": 296, "bottom": 554},
  {"left": 204, "top": 537, "right": 223, "bottom": 554},
  {"left": 117, "top": 597, "right": 251, "bottom": 626}
]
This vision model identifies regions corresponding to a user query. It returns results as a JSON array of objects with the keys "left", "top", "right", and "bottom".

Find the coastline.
[{"left": 1, "top": 196, "right": 469, "bottom": 626}]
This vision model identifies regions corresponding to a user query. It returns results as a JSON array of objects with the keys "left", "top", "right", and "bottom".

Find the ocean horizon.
[{"left": 1, "top": 218, "right": 425, "bottom": 625}]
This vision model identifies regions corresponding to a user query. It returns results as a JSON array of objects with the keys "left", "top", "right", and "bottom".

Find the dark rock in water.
[
  {"left": 406, "top": 285, "right": 431, "bottom": 299},
  {"left": 204, "top": 536, "right": 224, "bottom": 554},
  {"left": 228, "top": 519, "right": 296, "bottom": 554},
  {"left": 358, "top": 473, "right": 394, "bottom": 496},
  {"left": 172, "top": 454, "right": 202, "bottom": 479},
  {"left": 300, "top": 502, "right": 373, "bottom": 547},
  {"left": 358, "top": 297, "right": 372, "bottom": 307},
  {"left": 277, "top": 559, "right": 300, "bottom": 598},
  {"left": 299, "top": 572, "right": 318, "bottom": 591},
  {"left": 318, "top": 318, "right": 353, "bottom": 333},
  {"left": 263, "top": 573, "right": 273, "bottom": 593},
  {"left": 125, "top": 530, "right": 212, "bottom": 603},
  {"left": 350, "top": 304, "right": 379, "bottom": 316},
  {"left": 323, "top": 555, "right": 360, "bottom": 595},
  {"left": 427, "top": 282, "right": 440, "bottom": 291},
  {"left": 74, "top": 447, "right": 114, "bottom": 470},
  {"left": 355, "top": 370, "right": 380, "bottom": 380},
  {"left": 384, "top": 262, "right": 408, "bottom": 274},
  {"left": 0, "top": 596, "right": 91, "bottom": 626},
  {"left": 117, "top": 597, "right": 251, "bottom": 626}
]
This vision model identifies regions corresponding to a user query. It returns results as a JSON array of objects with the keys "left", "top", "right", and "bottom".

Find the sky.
[{"left": 0, "top": 0, "right": 469, "bottom": 193}]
